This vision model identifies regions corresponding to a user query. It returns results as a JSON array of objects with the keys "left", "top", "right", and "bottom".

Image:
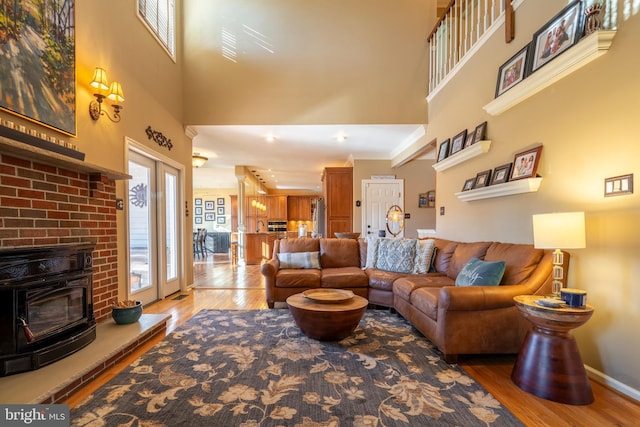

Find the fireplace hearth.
[{"left": 0, "top": 243, "right": 96, "bottom": 376}]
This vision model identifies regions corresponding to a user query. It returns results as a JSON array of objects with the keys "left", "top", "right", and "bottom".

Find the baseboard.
[{"left": 586, "top": 364, "right": 640, "bottom": 402}]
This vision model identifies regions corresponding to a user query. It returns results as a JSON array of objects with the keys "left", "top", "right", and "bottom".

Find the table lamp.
[{"left": 532, "top": 212, "right": 586, "bottom": 298}]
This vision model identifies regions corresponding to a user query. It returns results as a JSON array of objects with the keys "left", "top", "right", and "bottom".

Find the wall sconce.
[
  {"left": 192, "top": 153, "right": 208, "bottom": 168},
  {"left": 89, "top": 67, "right": 124, "bottom": 122}
]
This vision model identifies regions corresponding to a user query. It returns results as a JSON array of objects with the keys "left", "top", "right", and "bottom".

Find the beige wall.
[
  {"left": 353, "top": 159, "right": 436, "bottom": 237},
  {"left": 182, "top": 0, "right": 434, "bottom": 125},
  {"left": 425, "top": 0, "right": 640, "bottom": 393}
]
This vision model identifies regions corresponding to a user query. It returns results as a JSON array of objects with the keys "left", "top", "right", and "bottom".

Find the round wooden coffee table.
[{"left": 286, "top": 291, "right": 368, "bottom": 341}]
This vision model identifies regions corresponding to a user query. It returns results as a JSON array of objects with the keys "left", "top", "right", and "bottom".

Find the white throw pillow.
[
  {"left": 413, "top": 239, "right": 436, "bottom": 274},
  {"left": 364, "top": 235, "right": 380, "bottom": 269},
  {"left": 277, "top": 251, "right": 321, "bottom": 269}
]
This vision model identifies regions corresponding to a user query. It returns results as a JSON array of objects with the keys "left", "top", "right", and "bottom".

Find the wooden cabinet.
[
  {"left": 266, "top": 195, "right": 288, "bottom": 220},
  {"left": 246, "top": 195, "right": 267, "bottom": 233},
  {"left": 287, "top": 196, "right": 313, "bottom": 221},
  {"left": 245, "top": 233, "right": 276, "bottom": 264},
  {"left": 322, "top": 167, "right": 353, "bottom": 238}
]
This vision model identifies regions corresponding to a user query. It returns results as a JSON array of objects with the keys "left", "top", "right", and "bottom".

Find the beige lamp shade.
[
  {"left": 107, "top": 82, "right": 125, "bottom": 103},
  {"left": 90, "top": 67, "right": 109, "bottom": 91},
  {"left": 532, "top": 212, "right": 586, "bottom": 249}
]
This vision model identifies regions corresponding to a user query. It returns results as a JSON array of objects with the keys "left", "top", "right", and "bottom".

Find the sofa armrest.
[
  {"left": 261, "top": 258, "right": 280, "bottom": 278},
  {"left": 438, "top": 284, "right": 532, "bottom": 311}
]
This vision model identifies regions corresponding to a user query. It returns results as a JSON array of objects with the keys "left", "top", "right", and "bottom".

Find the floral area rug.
[{"left": 71, "top": 309, "right": 523, "bottom": 426}]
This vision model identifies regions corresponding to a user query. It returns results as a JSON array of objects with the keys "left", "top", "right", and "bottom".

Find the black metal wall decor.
[{"left": 145, "top": 126, "right": 173, "bottom": 151}]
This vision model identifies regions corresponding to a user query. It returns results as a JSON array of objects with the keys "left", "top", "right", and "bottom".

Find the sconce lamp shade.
[
  {"left": 107, "top": 82, "right": 125, "bottom": 103},
  {"left": 192, "top": 153, "right": 208, "bottom": 168},
  {"left": 532, "top": 212, "right": 586, "bottom": 249},
  {"left": 90, "top": 67, "right": 109, "bottom": 91}
]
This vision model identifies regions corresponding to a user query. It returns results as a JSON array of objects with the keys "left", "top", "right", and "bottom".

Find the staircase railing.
[{"left": 427, "top": 0, "right": 620, "bottom": 100}]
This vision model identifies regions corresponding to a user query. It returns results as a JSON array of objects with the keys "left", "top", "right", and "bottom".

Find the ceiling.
[{"left": 191, "top": 124, "right": 432, "bottom": 192}]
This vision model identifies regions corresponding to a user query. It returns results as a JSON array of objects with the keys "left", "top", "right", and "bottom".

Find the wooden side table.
[{"left": 511, "top": 295, "right": 594, "bottom": 405}]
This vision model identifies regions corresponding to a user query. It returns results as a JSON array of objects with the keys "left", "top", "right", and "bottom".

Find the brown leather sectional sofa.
[{"left": 261, "top": 236, "right": 566, "bottom": 362}]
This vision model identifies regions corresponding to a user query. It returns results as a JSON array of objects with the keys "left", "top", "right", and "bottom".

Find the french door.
[{"left": 127, "top": 146, "right": 183, "bottom": 305}]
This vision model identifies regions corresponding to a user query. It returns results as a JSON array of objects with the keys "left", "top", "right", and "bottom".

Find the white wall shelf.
[
  {"left": 483, "top": 30, "right": 616, "bottom": 116},
  {"left": 455, "top": 177, "right": 543, "bottom": 201},
  {"left": 432, "top": 140, "right": 491, "bottom": 172}
]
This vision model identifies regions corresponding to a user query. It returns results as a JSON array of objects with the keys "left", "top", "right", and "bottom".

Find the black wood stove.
[{"left": 0, "top": 243, "right": 96, "bottom": 376}]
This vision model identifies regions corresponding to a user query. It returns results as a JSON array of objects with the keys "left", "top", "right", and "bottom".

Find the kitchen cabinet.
[
  {"left": 266, "top": 195, "right": 288, "bottom": 220},
  {"left": 322, "top": 167, "right": 353, "bottom": 239},
  {"left": 207, "top": 232, "right": 230, "bottom": 253},
  {"left": 245, "top": 233, "right": 276, "bottom": 264},
  {"left": 287, "top": 196, "right": 313, "bottom": 221}
]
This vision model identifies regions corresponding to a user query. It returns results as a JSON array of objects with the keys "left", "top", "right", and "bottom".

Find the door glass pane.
[
  {"left": 165, "top": 171, "right": 177, "bottom": 281},
  {"left": 128, "top": 160, "right": 152, "bottom": 293}
]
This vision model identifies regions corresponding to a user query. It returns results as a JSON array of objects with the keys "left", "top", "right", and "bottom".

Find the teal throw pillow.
[{"left": 455, "top": 257, "right": 506, "bottom": 286}]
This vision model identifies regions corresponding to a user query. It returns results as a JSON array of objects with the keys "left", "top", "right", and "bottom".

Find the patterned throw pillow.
[
  {"left": 375, "top": 238, "right": 416, "bottom": 273},
  {"left": 277, "top": 251, "right": 321, "bottom": 269},
  {"left": 413, "top": 239, "right": 436, "bottom": 274},
  {"left": 455, "top": 257, "right": 506, "bottom": 286},
  {"left": 364, "top": 235, "right": 380, "bottom": 269}
]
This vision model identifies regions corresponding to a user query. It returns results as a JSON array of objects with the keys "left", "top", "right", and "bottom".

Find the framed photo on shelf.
[
  {"left": 473, "top": 170, "right": 493, "bottom": 189},
  {"left": 450, "top": 130, "right": 468, "bottom": 156},
  {"left": 205, "top": 213, "right": 215, "bottom": 221},
  {"left": 217, "top": 216, "right": 225, "bottom": 224},
  {"left": 205, "top": 201, "right": 214, "bottom": 210},
  {"left": 195, "top": 207, "right": 202, "bottom": 216},
  {"left": 217, "top": 206, "right": 224, "bottom": 215},
  {"left": 464, "top": 131, "right": 476, "bottom": 149},
  {"left": 490, "top": 163, "right": 513, "bottom": 185},
  {"left": 462, "top": 178, "right": 476, "bottom": 192},
  {"left": 474, "top": 121, "right": 488, "bottom": 143},
  {"left": 510, "top": 146, "right": 543, "bottom": 181},
  {"left": 217, "top": 197, "right": 225, "bottom": 205},
  {"left": 495, "top": 45, "right": 530, "bottom": 97},
  {"left": 195, "top": 198, "right": 202, "bottom": 206},
  {"left": 195, "top": 217, "right": 202, "bottom": 225},
  {"left": 529, "top": 0, "right": 584, "bottom": 74},
  {"left": 437, "top": 139, "right": 450, "bottom": 162}
]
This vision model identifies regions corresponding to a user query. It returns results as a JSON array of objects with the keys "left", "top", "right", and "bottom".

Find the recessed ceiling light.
[
  {"left": 336, "top": 134, "right": 347, "bottom": 142},
  {"left": 265, "top": 135, "right": 276, "bottom": 142}
]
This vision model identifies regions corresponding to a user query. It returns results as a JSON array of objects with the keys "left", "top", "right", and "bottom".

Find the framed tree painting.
[{"left": 0, "top": 1, "right": 77, "bottom": 136}]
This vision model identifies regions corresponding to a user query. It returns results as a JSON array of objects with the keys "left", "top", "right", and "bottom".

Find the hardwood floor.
[{"left": 65, "top": 254, "right": 640, "bottom": 425}]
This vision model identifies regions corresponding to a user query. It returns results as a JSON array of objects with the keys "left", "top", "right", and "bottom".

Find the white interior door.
[
  {"left": 362, "top": 179, "right": 404, "bottom": 238},
  {"left": 161, "top": 164, "right": 181, "bottom": 296}
]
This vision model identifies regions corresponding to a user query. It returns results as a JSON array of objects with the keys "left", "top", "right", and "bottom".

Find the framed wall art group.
[
  {"left": 437, "top": 121, "right": 487, "bottom": 162},
  {"left": 461, "top": 146, "right": 543, "bottom": 192},
  {"left": 495, "top": 0, "right": 586, "bottom": 98}
]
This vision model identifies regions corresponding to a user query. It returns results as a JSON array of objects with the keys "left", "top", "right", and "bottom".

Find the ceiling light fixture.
[
  {"left": 336, "top": 134, "right": 348, "bottom": 142},
  {"left": 192, "top": 153, "right": 208, "bottom": 168},
  {"left": 89, "top": 67, "right": 124, "bottom": 122},
  {"left": 265, "top": 135, "right": 276, "bottom": 142}
]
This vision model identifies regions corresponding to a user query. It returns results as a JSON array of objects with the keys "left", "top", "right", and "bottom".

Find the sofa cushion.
[
  {"left": 393, "top": 275, "right": 449, "bottom": 302},
  {"left": 413, "top": 239, "right": 436, "bottom": 274},
  {"left": 485, "top": 243, "right": 544, "bottom": 285},
  {"left": 277, "top": 251, "right": 321, "bottom": 269},
  {"left": 366, "top": 268, "right": 409, "bottom": 292},
  {"left": 446, "top": 241, "right": 493, "bottom": 280},
  {"left": 321, "top": 267, "right": 369, "bottom": 288},
  {"left": 455, "top": 257, "right": 506, "bottom": 286},
  {"left": 375, "top": 238, "right": 416, "bottom": 273},
  {"left": 279, "top": 237, "right": 320, "bottom": 253},
  {"left": 432, "top": 239, "right": 458, "bottom": 273},
  {"left": 410, "top": 287, "right": 441, "bottom": 321},
  {"left": 320, "top": 238, "right": 361, "bottom": 268},
  {"left": 274, "top": 269, "right": 321, "bottom": 288}
]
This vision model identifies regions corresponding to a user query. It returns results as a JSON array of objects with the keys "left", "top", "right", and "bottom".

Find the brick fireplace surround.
[
  {"left": 0, "top": 153, "right": 117, "bottom": 321},
  {"left": 0, "top": 145, "right": 168, "bottom": 403}
]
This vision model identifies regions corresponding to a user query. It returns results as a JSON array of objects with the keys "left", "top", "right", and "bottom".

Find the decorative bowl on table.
[
  {"left": 334, "top": 232, "right": 361, "bottom": 239},
  {"left": 111, "top": 300, "right": 143, "bottom": 324}
]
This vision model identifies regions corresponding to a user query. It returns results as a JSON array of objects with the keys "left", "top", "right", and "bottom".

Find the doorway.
[
  {"left": 361, "top": 179, "right": 404, "bottom": 238},
  {"left": 127, "top": 141, "right": 184, "bottom": 305}
]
